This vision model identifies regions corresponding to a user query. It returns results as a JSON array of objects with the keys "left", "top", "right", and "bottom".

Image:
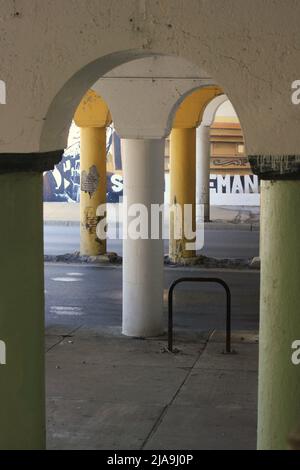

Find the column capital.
[
  {"left": 249, "top": 154, "right": 300, "bottom": 180},
  {"left": 0, "top": 150, "right": 63, "bottom": 174},
  {"left": 93, "top": 76, "right": 217, "bottom": 140},
  {"left": 74, "top": 89, "right": 112, "bottom": 128}
]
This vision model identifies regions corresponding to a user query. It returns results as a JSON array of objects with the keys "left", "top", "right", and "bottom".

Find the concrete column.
[
  {"left": 169, "top": 127, "right": 196, "bottom": 261},
  {"left": 80, "top": 126, "right": 106, "bottom": 256},
  {"left": 258, "top": 179, "right": 300, "bottom": 449},
  {"left": 196, "top": 124, "right": 211, "bottom": 222},
  {"left": 0, "top": 168, "right": 50, "bottom": 448},
  {"left": 121, "top": 138, "right": 165, "bottom": 337}
]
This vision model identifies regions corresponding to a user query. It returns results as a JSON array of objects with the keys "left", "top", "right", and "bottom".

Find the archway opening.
[{"left": 42, "top": 52, "right": 259, "bottom": 451}]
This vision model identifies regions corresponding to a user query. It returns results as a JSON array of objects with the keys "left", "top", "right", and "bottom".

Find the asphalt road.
[
  {"left": 45, "top": 264, "right": 259, "bottom": 333},
  {"left": 44, "top": 224, "right": 259, "bottom": 258}
]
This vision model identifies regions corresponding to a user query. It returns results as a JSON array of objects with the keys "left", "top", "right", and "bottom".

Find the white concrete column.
[
  {"left": 196, "top": 124, "right": 211, "bottom": 222},
  {"left": 121, "top": 138, "right": 165, "bottom": 337},
  {"left": 258, "top": 179, "right": 300, "bottom": 449}
]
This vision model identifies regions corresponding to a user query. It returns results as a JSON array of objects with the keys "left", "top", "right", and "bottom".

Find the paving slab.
[
  {"left": 46, "top": 326, "right": 258, "bottom": 449},
  {"left": 173, "top": 368, "right": 257, "bottom": 410},
  {"left": 144, "top": 404, "right": 257, "bottom": 450},
  {"left": 211, "top": 330, "right": 259, "bottom": 344},
  {"left": 46, "top": 335, "right": 205, "bottom": 369},
  {"left": 47, "top": 358, "right": 190, "bottom": 404},
  {"left": 47, "top": 399, "right": 163, "bottom": 450},
  {"left": 194, "top": 340, "right": 259, "bottom": 372}
]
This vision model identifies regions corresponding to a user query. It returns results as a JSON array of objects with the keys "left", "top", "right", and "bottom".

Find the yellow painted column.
[
  {"left": 169, "top": 87, "right": 222, "bottom": 262},
  {"left": 169, "top": 127, "right": 196, "bottom": 260},
  {"left": 80, "top": 126, "right": 107, "bottom": 256},
  {"left": 74, "top": 89, "right": 112, "bottom": 256}
]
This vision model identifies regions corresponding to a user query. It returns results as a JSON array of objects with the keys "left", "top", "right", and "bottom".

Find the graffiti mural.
[
  {"left": 43, "top": 123, "right": 260, "bottom": 206},
  {"left": 43, "top": 151, "right": 81, "bottom": 202},
  {"left": 43, "top": 125, "right": 123, "bottom": 202}
]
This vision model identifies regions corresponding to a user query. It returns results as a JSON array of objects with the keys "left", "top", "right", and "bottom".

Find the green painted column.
[
  {"left": 0, "top": 171, "right": 45, "bottom": 449},
  {"left": 258, "top": 179, "right": 300, "bottom": 449}
]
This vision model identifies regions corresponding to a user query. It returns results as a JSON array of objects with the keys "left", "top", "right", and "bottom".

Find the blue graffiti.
[{"left": 43, "top": 129, "right": 123, "bottom": 203}]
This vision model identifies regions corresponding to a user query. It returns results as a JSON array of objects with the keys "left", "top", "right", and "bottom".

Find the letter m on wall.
[
  {"left": 0, "top": 340, "right": 6, "bottom": 364},
  {"left": 0, "top": 80, "right": 6, "bottom": 104}
]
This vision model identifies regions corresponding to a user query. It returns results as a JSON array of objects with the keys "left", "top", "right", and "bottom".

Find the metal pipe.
[{"left": 167, "top": 277, "right": 231, "bottom": 353}]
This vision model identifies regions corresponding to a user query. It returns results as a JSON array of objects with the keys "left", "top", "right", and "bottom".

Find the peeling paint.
[
  {"left": 83, "top": 206, "right": 100, "bottom": 234},
  {"left": 249, "top": 155, "right": 300, "bottom": 180},
  {"left": 81, "top": 165, "right": 99, "bottom": 197}
]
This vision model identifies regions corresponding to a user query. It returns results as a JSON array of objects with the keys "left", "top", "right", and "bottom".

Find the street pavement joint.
[{"left": 140, "top": 330, "right": 214, "bottom": 449}]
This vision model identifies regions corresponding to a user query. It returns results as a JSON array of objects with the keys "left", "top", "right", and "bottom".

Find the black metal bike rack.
[{"left": 168, "top": 277, "right": 231, "bottom": 353}]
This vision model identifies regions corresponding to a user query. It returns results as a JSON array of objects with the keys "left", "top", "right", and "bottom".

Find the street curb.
[
  {"left": 44, "top": 260, "right": 260, "bottom": 272},
  {"left": 44, "top": 252, "right": 260, "bottom": 271}
]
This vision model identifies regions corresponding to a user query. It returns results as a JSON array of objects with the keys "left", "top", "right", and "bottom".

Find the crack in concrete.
[
  {"left": 46, "top": 324, "right": 84, "bottom": 353},
  {"left": 140, "top": 329, "right": 214, "bottom": 450}
]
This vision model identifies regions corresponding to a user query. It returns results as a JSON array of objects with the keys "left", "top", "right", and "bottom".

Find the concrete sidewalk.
[
  {"left": 43, "top": 202, "right": 260, "bottom": 231},
  {"left": 46, "top": 327, "right": 258, "bottom": 450}
]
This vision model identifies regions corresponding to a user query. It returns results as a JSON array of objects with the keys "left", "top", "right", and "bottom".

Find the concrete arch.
[
  {"left": 39, "top": 50, "right": 155, "bottom": 151},
  {"left": 1, "top": 2, "right": 300, "bottom": 156},
  {"left": 90, "top": 59, "right": 246, "bottom": 143},
  {"left": 39, "top": 52, "right": 245, "bottom": 153},
  {"left": 165, "top": 83, "right": 221, "bottom": 132},
  {"left": 2, "top": 2, "right": 300, "bottom": 452},
  {"left": 91, "top": 55, "right": 217, "bottom": 140},
  {"left": 202, "top": 94, "right": 229, "bottom": 127}
]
